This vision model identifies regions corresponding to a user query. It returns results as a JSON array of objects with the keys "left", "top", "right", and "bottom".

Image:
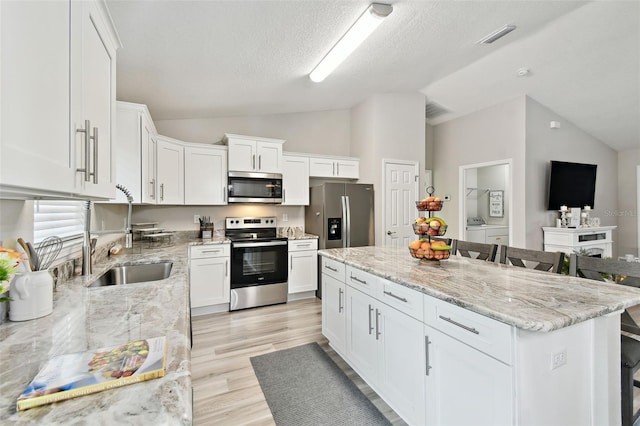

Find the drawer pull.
[
  {"left": 350, "top": 274, "right": 367, "bottom": 285},
  {"left": 325, "top": 265, "right": 338, "bottom": 272},
  {"left": 295, "top": 243, "right": 312, "bottom": 248},
  {"left": 201, "top": 249, "right": 222, "bottom": 254},
  {"left": 383, "top": 290, "right": 407, "bottom": 303},
  {"left": 439, "top": 315, "right": 480, "bottom": 335}
]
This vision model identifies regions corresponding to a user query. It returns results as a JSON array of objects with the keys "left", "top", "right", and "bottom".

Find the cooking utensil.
[
  {"left": 26, "top": 241, "right": 40, "bottom": 271},
  {"left": 17, "top": 238, "right": 35, "bottom": 272},
  {"left": 36, "top": 236, "right": 63, "bottom": 271}
]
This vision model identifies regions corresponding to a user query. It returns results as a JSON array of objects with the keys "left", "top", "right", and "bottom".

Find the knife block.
[{"left": 200, "top": 224, "right": 214, "bottom": 239}]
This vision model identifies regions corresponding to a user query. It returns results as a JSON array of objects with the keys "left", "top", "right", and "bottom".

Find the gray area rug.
[{"left": 250, "top": 342, "right": 392, "bottom": 426}]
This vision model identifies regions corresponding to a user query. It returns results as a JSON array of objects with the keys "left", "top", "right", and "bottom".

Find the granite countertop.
[
  {"left": 0, "top": 236, "right": 195, "bottom": 424},
  {"left": 319, "top": 246, "right": 640, "bottom": 332}
]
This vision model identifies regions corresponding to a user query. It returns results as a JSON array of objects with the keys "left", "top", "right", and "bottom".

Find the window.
[{"left": 33, "top": 200, "right": 86, "bottom": 244}]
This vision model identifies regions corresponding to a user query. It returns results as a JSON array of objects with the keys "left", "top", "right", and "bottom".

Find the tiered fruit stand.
[{"left": 408, "top": 186, "right": 451, "bottom": 264}]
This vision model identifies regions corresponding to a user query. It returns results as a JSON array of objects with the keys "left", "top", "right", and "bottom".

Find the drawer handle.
[
  {"left": 325, "top": 265, "right": 338, "bottom": 272},
  {"left": 296, "top": 243, "right": 312, "bottom": 248},
  {"left": 439, "top": 315, "right": 480, "bottom": 335},
  {"left": 350, "top": 274, "right": 367, "bottom": 285},
  {"left": 383, "top": 290, "right": 407, "bottom": 303},
  {"left": 201, "top": 249, "right": 222, "bottom": 254}
]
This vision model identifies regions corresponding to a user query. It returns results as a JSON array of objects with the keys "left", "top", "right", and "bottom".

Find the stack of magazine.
[{"left": 17, "top": 336, "right": 167, "bottom": 411}]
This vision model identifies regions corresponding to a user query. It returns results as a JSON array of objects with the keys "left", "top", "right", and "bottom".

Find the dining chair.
[
  {"left": 499, "top": 246, "right": 564, "bottom": 273},
  {"left": 569, "top": 253, "right": 640, "bottom": 426},
  {"left": 450, "top": 240, "right": 498, "bottom": 262}
]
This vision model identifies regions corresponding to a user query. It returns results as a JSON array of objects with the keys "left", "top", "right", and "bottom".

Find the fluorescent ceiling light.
[
  {"left": 476, "top": 24, "right": 517, "bottom": 44},
  {"left": 309, "top": 3, "right": 393, "bottom": 83}
]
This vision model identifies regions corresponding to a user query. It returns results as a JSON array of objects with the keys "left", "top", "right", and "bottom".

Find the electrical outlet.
[
  {"left": 193, "top": 215, "right": 201, "bottom": 224},
  {"left": 551, "top": 349, "right": 567, "bottom": 370},
  {"left": 282, "top": 214, "right": 288, "bottom": 222}
]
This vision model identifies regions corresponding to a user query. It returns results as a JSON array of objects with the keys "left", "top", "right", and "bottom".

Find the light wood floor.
[{"left": 191, "top": 298, "right": 407, "bottom": 425}]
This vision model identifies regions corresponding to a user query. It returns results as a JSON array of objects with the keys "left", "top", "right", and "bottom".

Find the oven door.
[
  {"left": 227, "top": 172, "right": 283, "bottom": 203},
  {"left": 231, "top": 240, "right": 288, "bottom": 288}
]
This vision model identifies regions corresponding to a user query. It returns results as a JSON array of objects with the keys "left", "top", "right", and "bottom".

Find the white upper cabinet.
[
  {"left": 184, "top": 144, "right": 228, "bottom": 205},
  {"left": 156, "top": 136, "right": 184, "bottom": 205},
  {"left": 70, "top": 0, "right": 119, "bottom": 199},
  {"left": 0, "top": 0, "right": 119, "bottom": 199},
  {"left": 112, "top": 101, "right": 158, "bottom": 204},
  {"left": 309, "top": 155, "right": 359, "bottom": 179},
  {"left": 282, "top": 154, "right": 309, "bottom": 205},
  {"left": 224, "top": 134, "right": 284, "bottom": 174}
]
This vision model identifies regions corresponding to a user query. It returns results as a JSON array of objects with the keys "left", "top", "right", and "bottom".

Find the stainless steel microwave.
[{"left": 227, "top": 172, "right": 283, "bottom": 203}]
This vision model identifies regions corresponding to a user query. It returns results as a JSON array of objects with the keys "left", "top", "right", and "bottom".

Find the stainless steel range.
[{"left": 225, "top": 217, "right": 288, "bottom": 311}]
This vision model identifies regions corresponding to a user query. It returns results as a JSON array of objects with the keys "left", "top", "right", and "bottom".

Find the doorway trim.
[
  {"left": 459, "top": 159, "right": 513, "bottom": 244},
  {"left": 381, "top": 158, "right": 420, "bottom": 247},
  {"left": 637, "top": 165, "right": 639, "bottom": 256}
]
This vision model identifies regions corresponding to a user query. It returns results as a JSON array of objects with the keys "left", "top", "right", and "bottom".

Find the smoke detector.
[{"left": 516, "top": 67, "right": 530, "bottom": 77}]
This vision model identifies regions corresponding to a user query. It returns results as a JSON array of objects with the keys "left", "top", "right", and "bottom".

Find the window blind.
[{"left": 33, "top": 200, "right": 85, "bottom": 244}]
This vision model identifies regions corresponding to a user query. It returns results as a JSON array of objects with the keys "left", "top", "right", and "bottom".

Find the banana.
[{"left": 427, "top": 216, "right": 447, "bottom": 227}]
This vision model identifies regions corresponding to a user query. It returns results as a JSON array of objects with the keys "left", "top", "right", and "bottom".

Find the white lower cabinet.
[
  {"left": 322, "top": 273, "right": 347, "bottom": 355},
  {"left": 189, "top": 245, "right": 230, "bottom": 314},
  {"left": 424, "top": 325, "right": 513, "bottom": 425},
  {"left": 288, "top": 240, "right": 318, "bottom": 294}
]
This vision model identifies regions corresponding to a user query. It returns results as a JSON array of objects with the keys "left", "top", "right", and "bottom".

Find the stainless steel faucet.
[{"left": 81, "top": 184, "right": 134, "bottom": 276}]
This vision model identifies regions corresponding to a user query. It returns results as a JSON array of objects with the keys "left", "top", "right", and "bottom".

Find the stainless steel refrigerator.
[
  {"left": 306, "top": 183, "right": 374, "bottom": 298},
  {"left": 305, "top": 183, "right": 375, "bottom": 249}
]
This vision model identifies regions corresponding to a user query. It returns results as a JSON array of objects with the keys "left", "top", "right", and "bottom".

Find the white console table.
[{"left": 543, "top": 226, "right": 617, "bottom": 258}]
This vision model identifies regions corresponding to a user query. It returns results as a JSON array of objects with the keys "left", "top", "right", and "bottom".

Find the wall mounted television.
[{"left": 547, "top": 161, "right": 597, "bottom": 210}]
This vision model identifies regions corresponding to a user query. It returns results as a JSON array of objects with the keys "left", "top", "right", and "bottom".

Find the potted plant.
[{"left": 0, "top": 246, "right": 24, "bottom": 322}]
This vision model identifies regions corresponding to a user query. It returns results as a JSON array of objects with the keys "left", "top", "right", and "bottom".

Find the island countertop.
[
  {"left": 0, "top": 235, "right": 207, "bottom": 425},
  {"left": 319, "top": 246, "right": 640, "bottom": 332}
]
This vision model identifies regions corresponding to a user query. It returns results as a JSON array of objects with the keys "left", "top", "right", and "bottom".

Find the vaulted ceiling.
[{"left": 107, "top": 0, "right": 639, "bottom": 151}]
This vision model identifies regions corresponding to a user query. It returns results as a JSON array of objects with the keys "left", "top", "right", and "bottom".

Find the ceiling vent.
[{"left": 425, "top": 102, "right": 450, "bottom": 120}]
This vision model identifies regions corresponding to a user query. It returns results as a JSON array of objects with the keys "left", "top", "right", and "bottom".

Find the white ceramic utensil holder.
[{"left": 9, "top": 271, "right": 53, "bottom": 321}]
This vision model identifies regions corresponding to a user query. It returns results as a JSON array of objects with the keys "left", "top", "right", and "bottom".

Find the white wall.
[
  {"left": 155, "top": 109, "right": 351, "bottom": 156},
  {"left": 432, "top": 96, "right": 527, "bottom": 246},
  {"left": 350, "top": 93, "right": 426, "bottom": 246},
  {"left": 0, "top": 200, "right": 33, "bottom": 249},
  {"left": 617, "top": 148, "right": 640, "bottom": 257},
  {"left": 525, "top": 97, "right": 619, "bottom": 252}
]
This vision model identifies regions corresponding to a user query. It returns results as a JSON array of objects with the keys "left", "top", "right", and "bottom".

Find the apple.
[
  {"left": 433, "top": 197, "right": 441, "bottom": 202},
  {"left": 429, "top": 220, "right": 440, "bottom": 229}
]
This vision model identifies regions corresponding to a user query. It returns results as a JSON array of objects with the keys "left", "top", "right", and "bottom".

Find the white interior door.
[{"left": 383, "top": 160, "right": 419, "bottom": 248}]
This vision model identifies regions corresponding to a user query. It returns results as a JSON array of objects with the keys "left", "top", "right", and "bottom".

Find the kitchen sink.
[{"left": 88, "top": 261, "right": 173, "bottom": 288}]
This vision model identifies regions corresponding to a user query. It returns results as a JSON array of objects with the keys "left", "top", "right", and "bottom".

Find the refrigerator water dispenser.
[{"left": 328, "top": 218, "right": 342, "bottom": 240}]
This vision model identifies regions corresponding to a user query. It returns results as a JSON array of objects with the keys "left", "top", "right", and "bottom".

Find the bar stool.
[{"left": 621, "top": 335, "right": 640, "bottom": 426}]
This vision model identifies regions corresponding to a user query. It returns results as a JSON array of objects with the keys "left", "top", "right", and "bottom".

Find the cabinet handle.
[
  {"left": 368, "top": 304, "right": 374, "bottom": 335},
  {"left": 160, "top": 183, "right": 164, "bottom": 201},
  {"left": 290, "top": 255, "right": 293, "bottom": 270},
  {"left": 296, "top": 243, "right": 312, "bottom": 248},
  {"left": 375, "top": 309, "right": 381, "bottom": 340},
  {"left": 259, "top": 155, "right": 262, "bottom": 170},
  {"left": 225, "top": 259, "right": 228, "bottom": 277},
  {"left": 223, "top": 186, "right": 226, "bottom": 202},
  {"left": 252, "top": 154, "right": 256, "bottom": 170},
  {"left": 283, "top": 188, "right": 286, "bottom": 204},
  {"left": 332, "top": 162, "right": 335, "bottom": 176},
  {"left": 338, "top": 288, "right": 344, "bottom": 313},
  {"left": 439, "top": 315, "right": 480, "bottom": 335},
  {"left": 201, "top": 249, "right": 222, "bottom": 254},
  {"left": 91, "top": 127, "right": 99, "bottom": 184},
  {"left": 76, "top": 119, "right": 91, "bottom": 182},
  {"left": 336, "top": 162, "right": 340, "bottom": 176},
  {"left": 325, "top": 264, "right": 338, "bottom": 272},
  {"left": 150, "top": 179, "right": 156, "bottom": 199},
  {"left": 425, "top": 336, "right": 432, "bottom": 376},
  {"left": 350, "top": 274, "right": 367, "bottom": 285},
  {"left": 383, "top": 290, "right": 408, "bottom": 303}
]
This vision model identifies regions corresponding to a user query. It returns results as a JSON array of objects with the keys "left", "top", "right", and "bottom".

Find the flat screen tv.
[{"left": 547, "top": 161, "right": 597, "bottom": 210}]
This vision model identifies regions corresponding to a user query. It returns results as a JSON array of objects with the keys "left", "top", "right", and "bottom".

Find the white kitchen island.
[{"left": 319, "top": 246, "right": 640, "bottom": 426}]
